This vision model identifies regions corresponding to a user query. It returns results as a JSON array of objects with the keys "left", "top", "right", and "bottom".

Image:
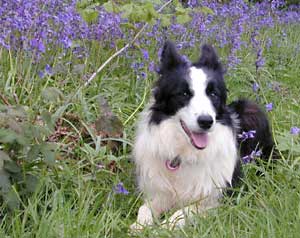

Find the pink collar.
[{"left": 165, "top": 157, "right": 181, "bottom": 172}]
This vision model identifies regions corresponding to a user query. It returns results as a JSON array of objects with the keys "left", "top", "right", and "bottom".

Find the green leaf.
[
  {"left": 53, "top": 103, "right": 71, "bottom": 121},
  {"left": 41, "top": 87, "right": 64, "bottom": 103},
  {"left": 0, "top": 150, "right": 11, "bottom": 162},
  {"left": 0, "top": 129, "right": 18, "bottom": 143},
  {"left": 0, "top": 170, "right": 20, "bottom": 210},
  {"left": 40, "top": 143, "right": 57, "bottom": 165},
  {"left": 176, "top": 14, "right": 191, "bottom": 24},
  {"left": 41, "top": 110, "right": 55, "bottom": 132},
  {"left": 121, "top": 3, "right": 134, "bottom": 20},
  {"left": 76, "top": 0, "right": 93, "bottom": 10},
  {"left": 5, "top": 188, "right": 20, "bottom": 211},
  {"left": 82, "top": 9, "right": 99, "bottom": 24},
  {"left": 143, "top": 2, "right": 158, "bottom": 23},
  {"left": 276, "top": 132, "right": 300, "bottom": 155},
  {"left": 160, "top": 14, "right": 171, "bottom": 27},
  {"left": 72, "top": 64, "right": 85, "bottom": 75},
  {"left": 0, "top": 170, "right": 11, "bottom": 194},
  {"left": 27, "top": 145, "right": 40, "bottom": 161},
  {"left": 3, "top": 160, "right": 21, "bottom": 174},
  {"left": 0, "top": 128, "right": 27, "bottom": 145},
  {"left": 0, "top": 150, "right": 11, "bottom": 170},
  {"left": 25, "top": 174, "right": 39, "bottom": 193},
  {"left": 199, "top": 6, "right": 215, "bottom": 15},
  {"left": 103, "top": 1, "right": 120, "bottom": 13},
  {"left": 23, "top": 123, "right": 44, "bottom": 142},
  {"left": 175, "top": 4, "right": 191, "bottom": 24}
]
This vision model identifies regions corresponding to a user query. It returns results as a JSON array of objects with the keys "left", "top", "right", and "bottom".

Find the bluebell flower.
[
  {"left": 148, "top": 61, "right": 155, "bottom": 72},
  {"left": 238, "top": 130, "right": 256, "bottom": 142},
  {"left": 290, "top": 127, "right": 300, "bottom": 135},
  {"left": 252, "top": 83, "right": 259, "bottom": 92},
  {"left": 266, "top": 103, "right": 273, "bottom": 112},
  {"left": 141, "top": 49, "right": 149, "bottom": 61},
  {"left": 242, "top": 149, "right": 262, "bottom": 164},
  {"left": 113, "top": 182, "right": 129, "bottom": 195}
]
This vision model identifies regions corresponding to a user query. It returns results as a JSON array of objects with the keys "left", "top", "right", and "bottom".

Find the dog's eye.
[
  {"left": 182, "top": 91, "right": 190, "bottom": 97},
  {"left": 210, "top": 92, "right": 217, "bottom": 97}
]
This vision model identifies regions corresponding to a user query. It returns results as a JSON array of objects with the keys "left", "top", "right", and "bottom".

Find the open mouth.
[{"left": 180, "top": 120, "right": 208, "bottom": 150}]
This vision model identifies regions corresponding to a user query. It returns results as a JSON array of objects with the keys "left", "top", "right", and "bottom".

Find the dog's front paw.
[
  {"left": 130, "top": 204, "right": 154, "bottom": 232},
  {"left": 130, "top": 221, "right": 144, "bottom": 232},
  {"left": 162, "top": 209, "right": 186, "bottom": 230}
]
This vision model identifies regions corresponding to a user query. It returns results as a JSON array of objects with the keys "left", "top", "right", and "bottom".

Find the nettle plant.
[{"left": 0, "top": 105, "right": 57, "bottom": 210}]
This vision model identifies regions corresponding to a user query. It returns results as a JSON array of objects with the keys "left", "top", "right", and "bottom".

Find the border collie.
[{"left": 131, "top": 41, "right": 274, "bottom": 230}]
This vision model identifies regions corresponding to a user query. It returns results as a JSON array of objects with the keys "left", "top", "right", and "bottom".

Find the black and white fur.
[{"left": 131, "top": 41, "right": 274, "bottom": 230}]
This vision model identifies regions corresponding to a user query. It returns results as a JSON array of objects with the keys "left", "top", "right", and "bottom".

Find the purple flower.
[
  {"left": 238, "top": 130, "right": 256, "bottom": 142},
  {"left": 290, "top": 127, "right": 300, "bottom": 135},
  {"left": 45, "top": 64, "right": 52, "bottom": 75},
  {"left": 141, "top": 49, "right": 149, "bottom": 61},
  {"left": 30, "top": 38, "right": 45, "bottom": 53},
  {"left": 140, "top": 71, "right": 147, "bottom": 79},
  {"left": 266, "top": 103, "right": 273, "bottom": 112},
  {"left": 266, "top": 38, "right": 272, "bottom": 49},
  {"left": 38, "top": 71, "right": 44, "bottom": 79},
  {"left": 242, "top": 149, "right": 262, "bottom": 164},
  {"left": 252, "top": 82, "right": 259, "bottom": 92},
  {"left": 113, "top": 182, "right": 129, "bottom": 195},
  {"left": 255, "top": 48, "right": 265, "bottom": 70},
  {"left": 148, "top": 61, "right": 155, "bottom": 72}
]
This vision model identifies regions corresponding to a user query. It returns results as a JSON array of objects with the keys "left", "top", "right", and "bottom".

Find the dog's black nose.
[{"left": 197, "top": 115, "right": 213, "bottom": 130}]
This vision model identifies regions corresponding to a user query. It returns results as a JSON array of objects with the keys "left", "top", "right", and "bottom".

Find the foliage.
[{"left": 0, "top": 104, "right": 57, "bottom": 210}]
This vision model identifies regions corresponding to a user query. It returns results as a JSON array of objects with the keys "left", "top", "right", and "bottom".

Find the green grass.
[{"left": 0, "top": 24, "right": 300, "bottom": 238}]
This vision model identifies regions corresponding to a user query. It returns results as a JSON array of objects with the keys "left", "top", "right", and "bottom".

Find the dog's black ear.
[
  {"left": 196, "top": 44, "right": 223, "bottom": 72},
  {"left": 160, "top": 41, "right": 185, "bottom": 72}
]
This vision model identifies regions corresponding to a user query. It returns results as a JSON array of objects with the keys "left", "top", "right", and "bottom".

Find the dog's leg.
[
  {"left": 162, "top": 196, "right": 219, "bottom": 230},
  {"left": 130, "top": 204, "right": 153, "bottom": 231},
  {"left": 161, "top": 204, "right": 195, "bottom": 230},
  {"left": 130, "top": 198, "right": 168, "bottom": 231}
]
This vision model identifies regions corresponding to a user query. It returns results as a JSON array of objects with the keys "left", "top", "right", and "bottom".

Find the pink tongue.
[{"left": 190, "top": 132, "right": 208, "bottom": 149}]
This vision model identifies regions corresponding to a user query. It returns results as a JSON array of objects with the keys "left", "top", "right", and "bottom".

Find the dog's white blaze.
[{"left": 177, "top": 67, "right": 216, "bottom": 132}]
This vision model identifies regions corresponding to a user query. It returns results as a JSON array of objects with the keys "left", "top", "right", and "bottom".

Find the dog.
[{"left": 130, "top": 41, "right": 274, "bottom": 230}]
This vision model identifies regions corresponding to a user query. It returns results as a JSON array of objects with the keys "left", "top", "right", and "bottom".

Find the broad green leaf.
[
  {"left": 0, "top": 150, "right": 11, "bottom": 170},
  {"left": 41, "top": 110, "right": 55, "bottom": 132},
  {"left": 144, "top": 2, "right": 158, "bottom": 23},
  {"left": 0, "top": 150, "right": 11, "bottom": 162},
  {"left": 76, "top": 0, "right": 94, "bottom": 9},
  {"left": 25, "top": 174, "right": 38, "bottom": 193},
  {"left": 176, "top": 14, "right": 192, "bottom": 24},
  {"left": 160, "top": 14, "right": 171, "bottom": 27},
  {"left": 27, "top": 145, "right": 40, "bottom": 161},
  {"left": 103, "top": 1, "right": 120, "bottom": 13},
  {"left": 72, "top": 64, "right": 85, "bottom": 75},
  {"left": 0, "top": 129, "right": 17, "bottom": 143},
  {"left": 3, "top": 160, "right": 21, "bottom": 174},
  {"left": 5, "top": 188, "right": 20, "bottom": 211},
  {"left": 0, "top": 170, "right": 11, "bottom": 194},
  {"left": 121, "top": 3, "right": 134, "bottom": 20},
  {"left": 40, "top": 143, "right": 57, "bottom": 165},
  {"left": 0, "top": 170, "right": 20, "bottom": 210},
  {"left": 82, "top": 9, "right": 99, "bottom": 24},
  {"left": 41, "top": 87, "right": 64, "bottom": 103},
  {"left": 200, "top": 6, "right": 215, "bottom": 15},
  {"left": 23, "top": 123, "right": 44, "bottom": 142}
]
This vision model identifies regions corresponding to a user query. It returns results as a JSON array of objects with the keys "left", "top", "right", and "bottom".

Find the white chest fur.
[{"left": 134, "top": 111, "right": 238, "bottom": 208}]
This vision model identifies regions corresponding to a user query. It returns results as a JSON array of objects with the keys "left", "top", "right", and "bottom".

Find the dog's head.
[{"left": 150, "top": 41, "right": 227, "bottom": 150}]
